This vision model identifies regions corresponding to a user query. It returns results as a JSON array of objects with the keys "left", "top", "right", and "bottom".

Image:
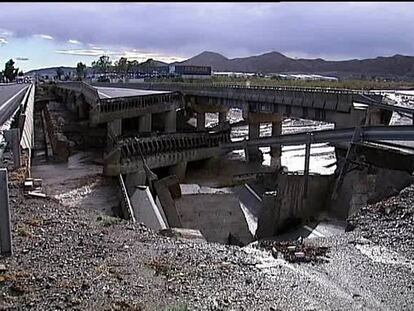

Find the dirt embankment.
[{"left": 1, "top": 179, "right": 414, "bottom": 310}]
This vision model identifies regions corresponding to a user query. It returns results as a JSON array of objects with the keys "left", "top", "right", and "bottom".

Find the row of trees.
[
  {"left": 72, "top": 56, "right": 160, "bottom": 81},
  {"left": 1, "top": 59, "right": 24, "bottom": 82}
]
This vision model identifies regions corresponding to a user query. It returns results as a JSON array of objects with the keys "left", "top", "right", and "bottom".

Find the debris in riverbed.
[{"left": 257, "top": 239, "right": 330, "bottom": 263}]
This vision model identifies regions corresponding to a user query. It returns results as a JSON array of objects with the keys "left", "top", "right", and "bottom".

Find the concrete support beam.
[
  {"left": 107, "top": 118, "right": 122, "bottom": 150},
  {"left": 197, "top": 112, "right": 206, "bottom": 132},
  {"left": 270, "top": 119, "right": 282, "bottom": 170},
  {"left": 139, "top": 113, "right": 152, "bottom": 133},
  {"left": 154, "top": 176, "right": 182, "bottom": 227},
  {"left": 164, "top": 109, "right": 177, "bottom": 133},
  {"left": 0, "top": 169, "right": 12, "bottom": 257},
  {"left": 247, "top": 121, "right": 262, "bottom": 162},
  {"left": 303, "top": 133, "right": 312, "bottom": 198},
  {"left": 130, "top": 186, "right": 168, "bottom": 230},
  {"left": 256, "top": 191, "right": 279, "bottom": 239}
]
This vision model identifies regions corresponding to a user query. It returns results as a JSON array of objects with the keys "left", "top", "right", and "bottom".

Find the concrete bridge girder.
[{"left": 90, "top": 101, "right": 181, "bottom": 125}]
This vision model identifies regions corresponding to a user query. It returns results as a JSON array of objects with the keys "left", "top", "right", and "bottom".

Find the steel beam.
[{"left": 220, "top": 125, "right": 414, "bottom": 151}]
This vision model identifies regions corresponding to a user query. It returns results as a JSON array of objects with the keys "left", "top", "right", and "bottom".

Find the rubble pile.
[
  {"left": 347, "top": 183, "right": 414, "bottom": 259},
  {"left": 258, "top": 239, "right": 330, "bottom": 263}
]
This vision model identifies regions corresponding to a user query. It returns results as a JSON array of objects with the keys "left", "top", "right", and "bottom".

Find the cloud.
[
  {"left": 16, "top": 57, "right": 29, "bottom": 61},
  {"left": 33, "top": 34, "right": 54, "bottom": 40},
  {"left": 0, "top": 37, "right": 8, "bottom": 45},
  {"left": 55, "top": 49, "right": 114, "bottom": 56},
  {"left": 68, "top": 39, "right": 81, "bottom": 45},
  {"left": 0, "top": 3, "right": 414, "bottom": 60},
  {"left": 0, "top": 28, "right": 12, "bottom": 37},
  {"left": 54, "top": 48, "right": 185, "bottom": 63}
]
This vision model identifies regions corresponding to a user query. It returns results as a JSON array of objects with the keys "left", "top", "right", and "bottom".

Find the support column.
[
  {"left": 197, "top": 112, "right": 206, "bottom": 131},
  {"left": 139, "top": 114, "right": 152, "bottom": 133},
  {"left": 270, "top": 117, "right": 282, "bottom": 170},
  {"left": 247, "top": 121, "right": 262, "bottom": 162},
  {"left": 0, "top": 168, "right": 12, "bottom": 256},
  {"left": 165, "top": 109, "right": 176, "bottom": 133},
  {"left": 107, "top": 119, "right": 122, "bottom": 150},
  {"left": 256, "top": 191, "right": 279, "bottom": 239},
  {"left": 218, "top": 111, "right": 227, "bottom": 124}
]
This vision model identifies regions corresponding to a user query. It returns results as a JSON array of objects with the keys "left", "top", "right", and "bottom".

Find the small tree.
[
  {"left": 76, "top": 62, "right": 87, "bottom": 80},
  {"left": 114, "top": 57, "right": 129, "bottom": 79},
  {"left": 3, "top": 59, "right": 19, "bottom": 81},
  {"left": 92, "top": 55, "right": 112, "bottom": 76},
  {"left": 18, "top": 70, "right": 24, "bottom": 77}
]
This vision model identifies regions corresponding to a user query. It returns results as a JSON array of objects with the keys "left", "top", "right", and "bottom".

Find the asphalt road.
[
  {"left": 0, "top": 83, "right": 29, "bottom": 126},
  {"left": 95, "top": 86, "right": 172, "bottom": 99}
]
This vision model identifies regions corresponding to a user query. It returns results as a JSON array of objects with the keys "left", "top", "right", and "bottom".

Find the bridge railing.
[
  {"left": 97, "top": 92, "right": 181, "bottom": 114},
  {"left": 117, "top": 131, "right": 231, "bottom": 160},
  {"left": 141, "top": 81, "right": 379, "bottom": 96}
]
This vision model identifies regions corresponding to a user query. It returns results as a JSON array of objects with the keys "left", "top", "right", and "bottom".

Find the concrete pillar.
[
  {"left": 218, "top": 111, "right": 227, "bottom": 124},
  {"left": 270, "top": 119, "right": 282, "bottom": 170},
  {"left": 165, "top": 109, "right": 176, "bottom": 133},
  {"left": 169, "top": 161, "right": 187, "bottom": 182},
  {"left": 256, "top": 191, "right": 279, "bottom": 239},
  {"left": 139, "top": 114, "right": 152, "bottom": 133},
  {"left": 107, "top": 119, "right": 122, "bottom": 150},
  {"left": 0, "top": 168, "right": 12, "bottom": 256},
  {"left": 247, "top": 122, "right": 262, "bottom": 162},
  {"left": 197, "top": 112, "right": 206, "bottom": 131},
  {"left": 78, "top": 98, "right": 87, "bottom": 119}
]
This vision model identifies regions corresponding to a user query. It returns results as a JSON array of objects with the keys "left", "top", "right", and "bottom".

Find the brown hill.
[{"left": 174, "top": 51, "right": 414, "bottom": 79}]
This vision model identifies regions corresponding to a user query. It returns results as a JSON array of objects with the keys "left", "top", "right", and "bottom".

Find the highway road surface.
[
  {"left": 0, "top": 83, "right": 29, "bottom": 126},
  {"left": 95, "top": 86, "right": 172, "bottom": 100}
]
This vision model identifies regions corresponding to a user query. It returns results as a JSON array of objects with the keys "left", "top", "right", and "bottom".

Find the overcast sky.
[{"left": 0, "top": 2, "right": 413, "bottom": 71}]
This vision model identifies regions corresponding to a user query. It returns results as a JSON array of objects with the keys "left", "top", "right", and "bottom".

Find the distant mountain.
[
  {"left": 175, "top": 51, "right": 414, "bottom": 79},
  {"left": 26, "top": 51, "right": 414, "bottom": 80}
]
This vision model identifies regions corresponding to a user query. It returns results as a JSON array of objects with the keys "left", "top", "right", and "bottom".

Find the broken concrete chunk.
[
  {"left": 159, "top": 228, "right": 206, "bottom": 241},
  {"left": 27, "top": 191, "right": 47, "bottom": 198}
]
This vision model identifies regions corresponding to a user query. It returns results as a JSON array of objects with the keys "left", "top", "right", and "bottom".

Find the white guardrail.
[{"left": 20, "top": 84, "right": 35, "bottom": 151}]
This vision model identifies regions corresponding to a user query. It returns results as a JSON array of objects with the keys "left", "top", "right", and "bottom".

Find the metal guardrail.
[
  {"left": 20, "top": 84, "right": 35, "bottom": 150},
  {"left": 220, "top": 125, "right": 414, "bottom": 150},
  {"left": 140, "top": 81, "right": 380, "bottom": 96}
]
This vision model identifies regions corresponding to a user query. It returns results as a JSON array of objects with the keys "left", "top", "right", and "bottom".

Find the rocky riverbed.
[{"left": 1, "top": 177, "right": 414, "bottom": 310}]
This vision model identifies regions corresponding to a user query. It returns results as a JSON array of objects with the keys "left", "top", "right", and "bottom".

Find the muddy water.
[{"left": 31, "top": 151, "right": 119, "bottom": 215}]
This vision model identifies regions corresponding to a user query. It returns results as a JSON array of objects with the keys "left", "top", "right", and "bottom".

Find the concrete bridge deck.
[
  {"left": 104, "top": 130, "right": 231, "bottom": 176},
  {"left": 103, "top": 124, "right": 414, "bottom": 176},
  {"left": 95, "top": 86, "right": 173, "bottom": 100},
  {"left": 55, "top": 82, "right": 182, "bottom": 124},
  {"left": 88, "top": 81, "right": 396, "bottom": 128}
]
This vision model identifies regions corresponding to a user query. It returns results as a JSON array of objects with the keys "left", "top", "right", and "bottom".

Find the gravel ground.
[
  {"left": 348, "top": 184, "right": 414, "bottom": 260},
  {"left": 1, "top": 178, "right": 414, "bottom": 310}
]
